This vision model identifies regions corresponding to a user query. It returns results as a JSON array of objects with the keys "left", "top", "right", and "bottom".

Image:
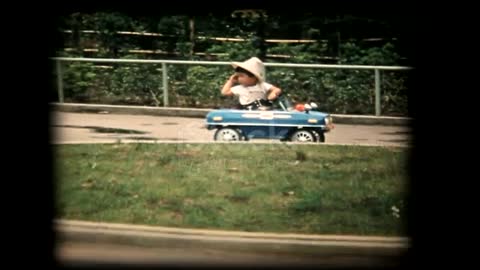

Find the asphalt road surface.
[
  {"left": 56, "top": 241, "right": 402, "bottom": 268},
  {"left": 50, "top": 111, "right": 412, "bottom": 147}
]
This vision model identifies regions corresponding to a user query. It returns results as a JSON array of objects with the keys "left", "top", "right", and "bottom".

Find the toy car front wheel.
[
  {"left": 214, "top": 128, "right": 242, "bottom": 141},
  {"left": 290, "top": 129, "right": 316, "bottom": 142}
]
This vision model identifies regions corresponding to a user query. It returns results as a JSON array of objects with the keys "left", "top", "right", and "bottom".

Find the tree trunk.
[
  {"left": 189, "top": 16, "right": 195, "bottom": 59},
  {"left": 254, "top": 14, "right": 266, "bottom": 61},
  {"left": 337, "top": 30, "right": 341, "bottom": 62},
  {"left": 72, "top": 13, "right": 83, "bottom": 56}
]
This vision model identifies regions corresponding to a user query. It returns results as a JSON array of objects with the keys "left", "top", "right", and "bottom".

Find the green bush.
[
  {"left": 61, "top": 57, "right": 164, "bottom": 106},
  {"left": 265, "top": 42, "right": 409, "bottom": 115},
  {"left": 167, "top": 65, "right": 235, "bottom": 108},
  {"left": 62, "top": 62, "right": 97, "bottom": 102},
  {"left": 56, "top": 13, "right": 411, "bottom": 116}
]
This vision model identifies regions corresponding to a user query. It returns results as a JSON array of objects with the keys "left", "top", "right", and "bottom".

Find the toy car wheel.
[
  {"left": 214, "top": 128, "right": 242, "bottom": 141},
  {"left": 290, "top": 129, "right": 316, "bottom": 142}
]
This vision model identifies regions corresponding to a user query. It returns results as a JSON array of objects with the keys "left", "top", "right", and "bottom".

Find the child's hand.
[{"left": 229, "top": 74, "right": 238, "bottom": 83}]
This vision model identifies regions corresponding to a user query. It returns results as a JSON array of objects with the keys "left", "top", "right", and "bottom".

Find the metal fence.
[{"left": 51, "top": 57, "right": 413, "bottom": 116}]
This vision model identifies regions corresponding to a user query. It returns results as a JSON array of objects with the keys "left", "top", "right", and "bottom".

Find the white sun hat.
[{"left": 231, "top": 57, "right": 266, "bottom": 82}]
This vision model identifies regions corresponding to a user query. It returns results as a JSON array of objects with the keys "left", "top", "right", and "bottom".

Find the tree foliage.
[{"left": 55, "top": 12, "right": 412, "bottom": 116}]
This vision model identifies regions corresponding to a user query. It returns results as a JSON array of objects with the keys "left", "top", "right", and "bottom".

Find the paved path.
[
  {"left": 50, "top": 112, "right": 412, "bottom": 146},
  {"left": 56, "top": 241, "right": 400, "bottom": 267}
]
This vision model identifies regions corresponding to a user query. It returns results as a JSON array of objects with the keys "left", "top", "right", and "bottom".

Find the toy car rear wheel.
[
  {"left": 290, "top": 129, "right": 316, "bottom": 142},
  {"left": 214, "top": 128, "right": 242, "bottom": 141}
]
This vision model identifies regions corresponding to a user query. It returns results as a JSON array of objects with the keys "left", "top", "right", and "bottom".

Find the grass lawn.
[{"left": 54, "top": 143, "right": 409, "bottom": 236}]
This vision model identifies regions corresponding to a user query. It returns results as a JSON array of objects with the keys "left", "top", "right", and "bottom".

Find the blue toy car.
[{"left": 205, "top": 96, "right": 334, "bottom": 142}]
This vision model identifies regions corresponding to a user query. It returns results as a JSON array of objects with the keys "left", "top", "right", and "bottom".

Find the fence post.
[
  {"left": 56, "top": 60, "right": 64, "bottom": 103},
  {"left": 162, "top": 63, "right": 169, "bottom": 107},
  {"left": 374, "top": 69, "right": 381, "bottom": 116}
]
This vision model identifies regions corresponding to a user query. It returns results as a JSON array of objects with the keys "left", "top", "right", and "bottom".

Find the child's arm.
[
  {"left": 221, "top": 74, "right": 237, "bottom": 96},
  {"left": 267, "top": 86, "right": 282, "bottom": 101}
]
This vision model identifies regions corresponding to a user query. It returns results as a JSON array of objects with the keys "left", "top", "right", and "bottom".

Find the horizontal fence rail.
[{"left": 51, "top": 57, "right": 413, "bottom": 116}]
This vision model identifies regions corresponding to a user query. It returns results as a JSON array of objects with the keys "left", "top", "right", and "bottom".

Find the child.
[{"left": 221, "top": 57, "right": 282, "bottom": 110}]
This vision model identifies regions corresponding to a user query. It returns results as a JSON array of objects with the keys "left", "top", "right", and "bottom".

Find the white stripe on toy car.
[{"left": 241, "top": 112, "right": 291, "bottom": 120}]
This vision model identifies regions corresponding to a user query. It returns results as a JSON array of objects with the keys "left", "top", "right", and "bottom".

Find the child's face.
[{"left": 236, "top": 72, "right": 257, "bottom": 86}]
